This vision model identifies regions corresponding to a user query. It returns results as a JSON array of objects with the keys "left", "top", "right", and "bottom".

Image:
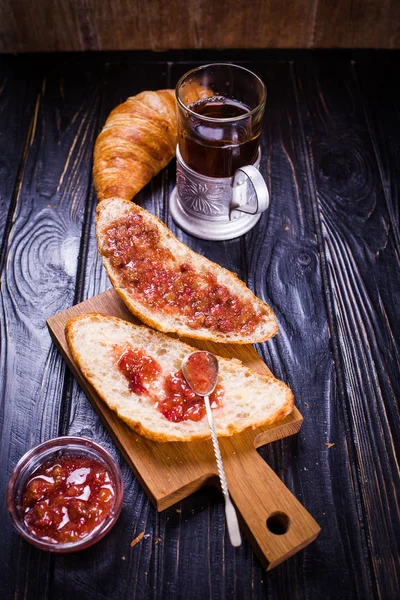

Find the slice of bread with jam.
[
  {"left": 96, "top": 198, "right": 278, "bottom": 344},
  {"left": 66, "top": 313, "right": 294, "bottom": 442}
]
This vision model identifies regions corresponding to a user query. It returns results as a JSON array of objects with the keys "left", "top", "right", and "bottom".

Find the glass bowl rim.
[{"left": 6, "top": 435, "right": 124, "bottom": 553}]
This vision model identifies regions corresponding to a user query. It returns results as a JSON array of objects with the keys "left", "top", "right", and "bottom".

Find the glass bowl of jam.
[{"left": 6, "top": 436, "right": 124, "bottom": 553}]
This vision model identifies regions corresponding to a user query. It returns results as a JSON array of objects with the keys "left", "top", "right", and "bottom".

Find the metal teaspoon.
[{"left": 181, "top": 351, "right": 242, "bottom": 547}]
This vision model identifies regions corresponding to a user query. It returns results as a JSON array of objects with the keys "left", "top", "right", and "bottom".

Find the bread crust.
[
  {"left": 96, "top": 198, "right": 278, "bottom": 344},
  {"left": 66, "top": 313, "right": 294, "bottom": 443}
]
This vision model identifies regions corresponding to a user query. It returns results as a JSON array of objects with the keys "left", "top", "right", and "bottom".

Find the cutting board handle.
[{"left": 223, "top": 442, "right": 320, "bottom": 570}]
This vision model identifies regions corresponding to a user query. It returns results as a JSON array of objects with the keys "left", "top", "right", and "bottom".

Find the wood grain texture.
[
  {"left": 0, "top": 1, "right": 86, "bottom": 52},
  {"left": 293, "top": 58, "right": 400, "bottom": 600},
  {"left": 0, "top": 51, "right": 399, "bottom": 600},
  {"left": 0, "top": 56, "right": 104, "bottom": 599},
  {"left": 1, "top": 0, "right": 400, "bottom": 51},
  {"left": 90, "top": 0, "right": 317, "bottom": 51},
  {"left": 314, "top": 0, "right": 400, "bottom": 48},
  {"left": 235, "top": 60, "right": 375, "bottom": 600},
  {"left": 0, "top": 58, "right": 40, "bottom": 265},
  {"left": 354, "top": 59, "right": 400, "bottom": 254}
]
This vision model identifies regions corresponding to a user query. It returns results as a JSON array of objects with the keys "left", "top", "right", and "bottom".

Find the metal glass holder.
[{"left": 170, "top": 147, "right": 269, "bottom": 241}]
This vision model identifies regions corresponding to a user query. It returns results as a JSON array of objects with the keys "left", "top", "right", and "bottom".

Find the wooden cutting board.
[{"left": 47, "top": 288, "right": 320, "bottom": 570}]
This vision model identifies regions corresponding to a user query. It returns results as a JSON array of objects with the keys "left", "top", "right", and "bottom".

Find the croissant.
[{"left": 93, "top": 90, "right": 177, "bottom": 202}]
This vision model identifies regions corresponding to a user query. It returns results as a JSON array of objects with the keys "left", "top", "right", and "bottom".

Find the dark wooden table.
[{"left": 0, "top": 50, "right": 399, "bottom": 600}]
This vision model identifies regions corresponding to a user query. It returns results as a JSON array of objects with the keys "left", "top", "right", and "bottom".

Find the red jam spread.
[
  {"left": 103, "top": 212, "right": 262, "bottom": 335},
  {"left": 114, "top": 345, "right": 223, "bottom": 423},
  {"left": 158, "top": 371, "right": 223, "bottom": 423},
  {"left": 21, "top": 456, "right": 114, "bottom": 544},
  {"left": 183, "top": 352, "right": 218, "bottom": 395},
  {"left": 116, "top": 346, "right": 161, "bottom": 395}
]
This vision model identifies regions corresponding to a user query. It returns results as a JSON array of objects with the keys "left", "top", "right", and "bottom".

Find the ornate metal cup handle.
[{"left": 231, "top": 165, "right": 270, "bottom": 216}]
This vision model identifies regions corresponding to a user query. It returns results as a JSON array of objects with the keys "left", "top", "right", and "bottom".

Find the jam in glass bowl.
[{"left": 6, "top": 436, "right": 124, "bottom": 552}]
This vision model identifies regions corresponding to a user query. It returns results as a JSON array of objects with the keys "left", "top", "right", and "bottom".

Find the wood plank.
[
  {"left": 293, "top": 58, "right": 400, "bottom": 600},
  {"left": 1, "top": 1, "right": 400, "bottom": 52},
  {"left": 0, "top": 56, "right": 104, "bottom": 600},
  {"left": 0, "top": 1, "right": 86, "bottom": 52},
  {"left": 91, "top": 0, "right": 317, "bottom": 51},
  {"left": 0, "top": 57, "right": 40, "bottom": 265},
  {"left": 314, "top": 0, "right": 400, "bottom": 48},
  {"left": 237, "top": 60, "right": 375, "bottom": 600},
  {"left": 354, "top": 59, "right": 400, "bottom": 253},
  {"left": 0, "top": 0, "right": 310, "bottom": 52}
]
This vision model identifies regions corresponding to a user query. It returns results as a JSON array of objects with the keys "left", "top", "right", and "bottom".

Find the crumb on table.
[{"left": 130, "top": 532, "right": 145, "bottom": 547}]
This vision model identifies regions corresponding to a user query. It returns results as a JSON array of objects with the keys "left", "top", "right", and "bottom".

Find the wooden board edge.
[
  {"left": 253, "top": 407, "right": 303, "bottom": 449},
  {"left": 155, "top": 474, "right": 219, "bottom": 512},
  {"left": 266, "top": 527, "right": 321, "bottom": 571}
]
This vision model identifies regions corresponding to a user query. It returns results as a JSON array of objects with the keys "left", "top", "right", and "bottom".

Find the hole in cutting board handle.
[{"left": 266, "top": 512, "right": 290, "bottom": 535}]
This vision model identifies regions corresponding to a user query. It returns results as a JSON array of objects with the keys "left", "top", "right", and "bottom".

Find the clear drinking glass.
[
  {"left": 171, "top": 63, "right": 269, "bottom": 240},
  {"left": 176, "top": 63, "right": 266, "bottom": 178}
]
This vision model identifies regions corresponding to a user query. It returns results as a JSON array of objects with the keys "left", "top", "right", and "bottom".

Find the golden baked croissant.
[{"left": 93, "top": 90, "right": 177, "bottom": 202}]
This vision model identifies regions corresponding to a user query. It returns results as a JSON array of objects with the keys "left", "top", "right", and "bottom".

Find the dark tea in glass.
[{"left": 176, "top": 64, "right": 266, "bottom": 178}]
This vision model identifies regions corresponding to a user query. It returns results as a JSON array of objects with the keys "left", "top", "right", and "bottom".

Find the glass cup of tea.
[{"left": 170, "top": 63, "right": 269, "bottom": 240}]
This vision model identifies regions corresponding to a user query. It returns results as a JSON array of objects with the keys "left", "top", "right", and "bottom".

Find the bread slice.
[
  {"left": 65, "top": 313, "right": 294, "bottom": 443},
  {"left": 96, "top": 197, "right": 278, "bottom": 344}
]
